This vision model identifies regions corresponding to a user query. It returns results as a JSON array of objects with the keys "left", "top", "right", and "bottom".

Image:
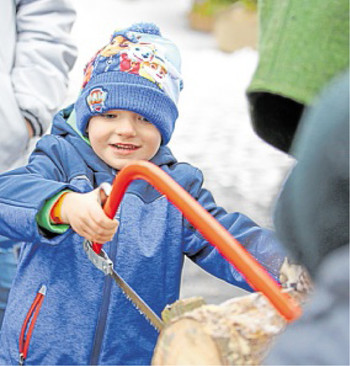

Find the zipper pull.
[{"left": 38, "top": 285, "right": 47, "bottom": 296}]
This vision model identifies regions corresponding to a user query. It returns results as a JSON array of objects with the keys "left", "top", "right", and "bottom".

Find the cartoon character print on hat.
[
  {"left": 83, "top": 30, "right": 171, "bottom": 93},
  {"left": 81, "top": 35, "right": 133, "bottom": 88},
  {"left": 140, "top": 55, "right": 167, "bottom": 85},
  {"left": 86, "top": 87, "right": 108, "bottom": 113},
  {"left": 120, "top": 43, "right": 156, "bottom": 74}
]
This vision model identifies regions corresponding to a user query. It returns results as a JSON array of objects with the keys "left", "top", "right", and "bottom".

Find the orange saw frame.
[{"left": 92, "top": 160, "right": 302, "bottom": 322}]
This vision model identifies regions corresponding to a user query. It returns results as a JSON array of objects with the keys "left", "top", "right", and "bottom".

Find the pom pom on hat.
[
  {"left": 109, "top": 23, "right": 162, "bottom": 43},
  {"left": 121, "top": 22, "right": 162, "bottom": 36},
  {"left": 74, "top": 22, "right": 183, "bottom": 145}
]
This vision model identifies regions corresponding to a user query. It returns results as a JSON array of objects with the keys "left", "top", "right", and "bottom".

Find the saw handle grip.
[{"left": 92, "top": 160, "right": 302, "bottom": 322}]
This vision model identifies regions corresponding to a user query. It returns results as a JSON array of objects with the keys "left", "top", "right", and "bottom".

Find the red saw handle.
[{"left": 93, "top": 160, "right": 301, "bottom": 322}]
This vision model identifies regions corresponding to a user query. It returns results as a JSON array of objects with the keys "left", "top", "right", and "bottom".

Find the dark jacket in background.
[{"left": 265, "top": 71, "right": 349, "bottom": 365}]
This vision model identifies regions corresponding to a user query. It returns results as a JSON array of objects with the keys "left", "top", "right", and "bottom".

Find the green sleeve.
[{"left": 36, "top": 190, "right": 71, "bottom": 234}]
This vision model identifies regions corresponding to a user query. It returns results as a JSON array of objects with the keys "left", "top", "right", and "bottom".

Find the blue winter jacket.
[{"left": 0, "top": 107, "right": 285, "bottom": 365}]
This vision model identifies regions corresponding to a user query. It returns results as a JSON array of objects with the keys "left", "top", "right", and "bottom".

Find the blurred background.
[{"left": 67, "top": 0, "right": 294, "bottom": 303}]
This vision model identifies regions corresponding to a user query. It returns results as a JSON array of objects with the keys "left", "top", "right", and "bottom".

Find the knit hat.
[{"left": 74, "top": 23, "right": 183, "bottom": 145}]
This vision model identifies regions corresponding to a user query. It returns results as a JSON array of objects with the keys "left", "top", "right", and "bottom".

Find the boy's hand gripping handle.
[{"left": 93, "top": 160, "right": 302, "bottom": 322}]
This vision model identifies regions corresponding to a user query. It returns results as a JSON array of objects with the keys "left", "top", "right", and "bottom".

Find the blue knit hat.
[{"left": 74, "top": 23, "right": 183, "bottom": 145}]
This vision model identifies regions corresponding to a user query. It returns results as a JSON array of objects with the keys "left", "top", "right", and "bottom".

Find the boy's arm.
[
  {"left": 182, "top": 168, "right": 286, "bottom": 292},
  {"left": 0, "top": 136, "right": 85, "bottom": 244}
]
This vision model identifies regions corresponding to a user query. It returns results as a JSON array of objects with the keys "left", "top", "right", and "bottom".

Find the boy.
[{"left": 0, "top": 23, "right": 286, "bottom": 365}]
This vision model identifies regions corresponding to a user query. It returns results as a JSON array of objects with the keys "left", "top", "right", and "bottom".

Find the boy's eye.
[
  {"left": 102, "top": 113, "right": 116, "bottom": 119},
  {"left": 138, "top": 116, "right": 150, "bottom": 123}
]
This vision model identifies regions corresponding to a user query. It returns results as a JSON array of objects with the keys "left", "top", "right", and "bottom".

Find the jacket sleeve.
[
  {"left": 0, "top": 136, "right": 84, "bottom": 245},
  {"left": 182, "top": 168, "right": 286, "bottom": 291},
  {"left": 13, "top": 0, "right": 77, "bottom": 136}
]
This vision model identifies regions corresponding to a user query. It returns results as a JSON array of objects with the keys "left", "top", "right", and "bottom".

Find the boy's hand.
[{"left": 60, "top": 188, "right": 119, "bottom": 243}]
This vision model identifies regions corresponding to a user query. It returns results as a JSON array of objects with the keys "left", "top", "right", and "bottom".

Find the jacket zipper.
[
  {"left": 18, "top": 285, "right": 47, "bottom": 366},
  {"left": 90, "top": 208, "right": 121, "bottom": 365}
]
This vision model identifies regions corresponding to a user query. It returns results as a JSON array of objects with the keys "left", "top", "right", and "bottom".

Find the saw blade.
[
  {"left": 109, "top": 268, "right": 164, "bottom": 332},
  {"left": 83, "top": 239, "right": 164, "bottom": 332}
]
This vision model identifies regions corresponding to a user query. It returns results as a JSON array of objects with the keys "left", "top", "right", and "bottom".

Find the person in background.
[
  {"left": 0, "top": 0, "right": 77, "bottom": 326},
  {"left": 265, "top": 71, "right": 349, "bottom": 365},
  {"left": 247, "top": 0, "right": 348, "bottom": 154},
  {"left": 246, "top": 0, "right": 349, "bottom": 364},
  {"left": 0, "top": 23, "right": 287, "bottom": 365}
]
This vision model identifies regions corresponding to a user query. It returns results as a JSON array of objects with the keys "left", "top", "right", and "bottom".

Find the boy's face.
[{"left": 88, "top": 110, "right": 161, "bottom": 170}]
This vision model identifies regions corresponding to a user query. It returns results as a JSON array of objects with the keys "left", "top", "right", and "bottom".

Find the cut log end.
[{"left": 153, "top": 318, "right": 223, "bottom": 365}]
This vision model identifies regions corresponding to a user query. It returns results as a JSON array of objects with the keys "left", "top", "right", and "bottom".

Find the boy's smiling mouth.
[{"left": 109, "top": 142, "right": 141, "bottom": 155}]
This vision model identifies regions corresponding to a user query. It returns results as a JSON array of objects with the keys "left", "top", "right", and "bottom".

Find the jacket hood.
[
  {"left": 273, "top": 71, "right": 349, "bottom": 278},
  {"left": 50, "top": 104, "right": 177, "bottom": 172}
]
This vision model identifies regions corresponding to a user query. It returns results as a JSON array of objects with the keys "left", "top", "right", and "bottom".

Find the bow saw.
[{"left": 83, "top": 160, "right": 301, "bottom": 331}]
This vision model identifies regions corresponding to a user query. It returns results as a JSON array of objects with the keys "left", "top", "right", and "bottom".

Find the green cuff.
[{"left": 36, "top": 190, "right": 71, "bottom": 234}]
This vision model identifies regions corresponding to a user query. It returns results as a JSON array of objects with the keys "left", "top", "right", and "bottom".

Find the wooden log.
[{"left": 152, "top": 259, "right": 312, "bottom": 365}]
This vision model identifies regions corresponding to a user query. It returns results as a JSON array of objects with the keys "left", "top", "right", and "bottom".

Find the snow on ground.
[{"left": 68, "top": 0, "right": 294, "bottom": 303}]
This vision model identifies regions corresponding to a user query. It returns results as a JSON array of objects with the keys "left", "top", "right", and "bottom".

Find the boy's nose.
[{"left": 115, "top": 117, "right": 137, "bottom": 137}]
